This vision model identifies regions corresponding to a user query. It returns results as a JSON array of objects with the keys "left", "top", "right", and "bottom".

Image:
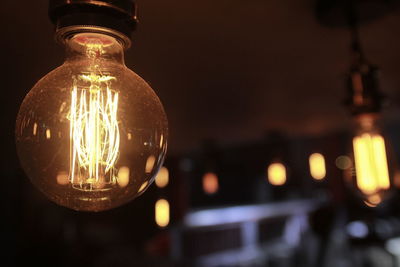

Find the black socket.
[
  {"left": 49, "top": 0, "right": 137, "bottom": 39},
  {"left": 345, "top": 63, "right": 384, "bottom": 116}
]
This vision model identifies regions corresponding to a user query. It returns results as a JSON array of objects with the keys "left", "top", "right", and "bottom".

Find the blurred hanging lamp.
[
  {"left": 15, "top": 0, "right": 168, "bottom": 211},
  {"left": 200, "top": 140, "right": 220, "bottom": 195},
  {"left": 343, "top": 3, "right": 396, "bottom": 207},
  {"left": 309, "top": 152, "right": 327, "bottom": 181},
  {"left": 264, "top": 131, "right": 288, "bottom": 186}
]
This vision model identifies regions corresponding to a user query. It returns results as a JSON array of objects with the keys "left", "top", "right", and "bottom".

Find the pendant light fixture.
[
  {"left": 15, "top": 0, "right": 168, "bottom": 211},
  {"left": 344, "top": 4, "right": 395, "bottom": 207}
]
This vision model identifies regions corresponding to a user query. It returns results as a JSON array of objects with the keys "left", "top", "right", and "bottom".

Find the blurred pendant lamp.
[
  {"left": 15, "top": 0, "right": 168, "bottom": 211},
  {"left": 201, "top": 140, "right": 220, "bottom": 195},
  {"left": 343, "top": 3, "right": 396, "bottom": 207},
  {"left": 265, "top": 131, "right": 288, "bottom": 187}
]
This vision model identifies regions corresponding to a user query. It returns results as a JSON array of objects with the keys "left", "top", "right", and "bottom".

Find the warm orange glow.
[
  {"left": 268, "top": 163, "right": 286, "bottom": 186},
  {"left": 353, "top": 133, "right": 390, "bottom": 195},
  {"left": 364, "top": 194, "right": 382, "bottom": 207},
  {"left": 155, "top": 166, "right": 169, "bottom": 188},
  {"left": 138, "top": 181, "right": 148, "bottom": 193},
  {"left": 117, "top": 166, "right": 130, "bottom": 188},
  {"left": 145, "top": 155, "right": 156, "bottom": 173},
  {"left": 46, "top": 129, "right": 51, "bottom": 139},
  {"left": 394, "top": 172, "right": 400, "bottom": 188},
  {"left": 155, "top": 199, "right": 170, "bottom": 227},
  {"left": 309, "top": 153, "right": 326, "bottom": 180},
  {"left": 33, "top": 123, "right": 37, "bottom": 136},
  {"left": 202, "top": 172, "right": 219, "bottom": 194},
  {"left": 56, "top": 171, "right": 69, "bottom": 185}
]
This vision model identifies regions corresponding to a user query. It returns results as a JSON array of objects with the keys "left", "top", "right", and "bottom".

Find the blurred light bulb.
[
  {"left": 349, "top": 114, "right": 394, "bottom": 206},
  {"left": 309, "top": 153, "right": 326, "bottom": 180},
  {"left": 268, "top": 162, "right": 286, "bottom": 186},
  {"left": 202, "top": 172, "right": 219, "bottom": 194},
  {"left": 335, "top": 155, "right": 352, "bottom": 170},
  {"left": 16, "top": 32, "right": 168, "bottom": 211},
  {"left": 155, "top": 198, "right": 170, "bottom": 228}
]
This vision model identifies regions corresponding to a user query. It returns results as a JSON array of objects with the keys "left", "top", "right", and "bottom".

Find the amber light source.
[
  {"left": 15, "top": 1, "right": 168, "bottom": 211},
  {"left": 267, "top": 162, "right": 286, "bottom": 186},
  {"left": 155, "top": 167, "right": 169, "bottom": 188},
  {"left": 309, "top": 153, "right": 326, "bottom": 180},
  {"left": 155, "top": 199, "right": 170, "bottom": 228},
  {"left": 353, "top": 133, "right": 389, "bottom": 194},
  {"left": 349, "top": 114, "right": 394, "bottom": 206},
  {"left": 202, "top": 172, "right": 219, "bottom": 194}
]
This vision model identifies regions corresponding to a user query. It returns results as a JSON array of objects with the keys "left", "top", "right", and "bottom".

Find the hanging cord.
[
  {"left": 347, "top": 1, "right": 366, "bottom": 65},
  {"left": 344, "top": 0, "right": 384, "bottom": 115}
]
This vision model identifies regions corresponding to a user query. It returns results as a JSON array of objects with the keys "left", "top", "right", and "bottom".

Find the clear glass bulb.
[
  {"left": 15, "top": 32, "right": 168, "bottom": 211},
  {"left": 347, "top": 113, "right": 395, "bottom": 207}
]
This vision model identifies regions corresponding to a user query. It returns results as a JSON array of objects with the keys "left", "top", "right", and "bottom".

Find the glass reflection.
[
  {"left": 155, "top": 166, "right": 169, "bottom": 188},
  {"left": 117, "top": 166, "right": 130, "bottom": 188},
  {"left": 145, "top": 155, "right": 156, "bottom": 173}
]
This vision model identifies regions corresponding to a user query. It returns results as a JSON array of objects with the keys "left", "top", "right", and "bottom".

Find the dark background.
[{"left": 2, "top": 0, "right": 400, "bottom": 266}]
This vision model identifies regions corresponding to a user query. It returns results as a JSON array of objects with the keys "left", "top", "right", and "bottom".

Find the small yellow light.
[
  {"left": 145, "top": 155, "right": 156, "bottom": 173},
  {"left": 117, "top": 166, "right": 130, "bottom": 188},
  {"left": 268, "top": 162, "right": 286, "bottom": 186},
  {"left": 155, "top": 166, "right": 169, "bottom": 188},
  {"left": 202, "top": 172, "right": 219, "bottom": 194},
  {"left": 155, "top": 199, "right": 170, "bottom": 227},
  {"left": 309, "top": 153, "right": 326, "bottom": 180},
  {"left": 46, "top": 129, "right": 51, "bottom": 139}
]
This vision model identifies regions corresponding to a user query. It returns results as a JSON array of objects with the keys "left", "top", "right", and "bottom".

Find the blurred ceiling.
[{"left": 2, "top": 0, "right": 400, "bottom": 157}]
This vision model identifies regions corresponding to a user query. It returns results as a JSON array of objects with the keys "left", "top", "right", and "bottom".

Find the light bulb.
[
  {"left": 267, "top": 162, "right": 287, "bottom": 186},
  {"left": 155, "top": 198, "right": 170, "bottom": 228},
  {"left": 15, "top": 31, "right": 168, "bottom": 211},
  {"left": 309, "top": 153, "right": 326, "bottom": 180},
  {"left": 348, "top": 114, "right": 395, "bottom": 207},
  {"left": 202, "top": 172, "right": 219, "bottom": 195}
]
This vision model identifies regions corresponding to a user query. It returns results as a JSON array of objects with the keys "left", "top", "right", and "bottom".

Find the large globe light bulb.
[{"left": 15, "top": 2, "right": 168, "bottom": 211}]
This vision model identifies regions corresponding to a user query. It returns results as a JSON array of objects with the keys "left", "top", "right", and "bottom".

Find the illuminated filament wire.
[
  {"left": 353, "top": 133, "right": 390, "bottom": 195},
  {"left": 69, "top": 74, "right": 120, "bottom": 189}
]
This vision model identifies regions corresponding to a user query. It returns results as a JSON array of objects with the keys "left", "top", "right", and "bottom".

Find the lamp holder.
[
  {"left": 344, "top": 1, "right": 385, "bottom": 116},
  {"left": 49, "top": 0, "right": 137, "bottom": 48}
]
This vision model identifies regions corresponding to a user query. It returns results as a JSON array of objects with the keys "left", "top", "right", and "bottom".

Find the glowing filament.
[
  {"left": 353, "top": 133, "right": 390, "bottom": 195},
  {"left": 309, "top": 153, "right": 326, "bottom": 180},
  {"left": 268, "top": 163, "right": 286, "bottom": 186},
  {"left": 69, "top": 74, "right": 120, "bottom": 190}
]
